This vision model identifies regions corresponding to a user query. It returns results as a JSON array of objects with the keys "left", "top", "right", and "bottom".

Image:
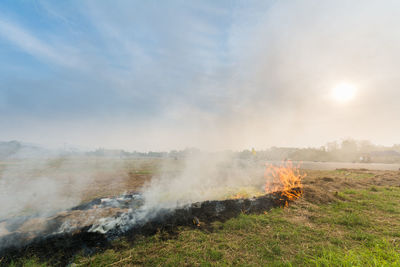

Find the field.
[{"left": 3, "top": 163, "right": 400, "bottom": 266}]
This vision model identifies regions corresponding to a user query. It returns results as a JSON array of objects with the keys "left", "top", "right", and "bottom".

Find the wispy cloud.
[{"left": 0, "top": 17, "right": 83, "bottom": 69}]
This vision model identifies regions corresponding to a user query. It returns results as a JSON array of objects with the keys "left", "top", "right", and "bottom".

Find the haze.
[{"left": 1, "top": 0, "right": 400, "bottom": 151}]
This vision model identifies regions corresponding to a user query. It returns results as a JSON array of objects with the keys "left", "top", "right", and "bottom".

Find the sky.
[{"left": 1, "top": 0, "right": 400, "bottom": 151}]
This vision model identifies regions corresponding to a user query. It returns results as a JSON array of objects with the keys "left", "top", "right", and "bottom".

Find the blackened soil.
[{"left": 0, "top": 188, "right": 301, "bottom": 266}]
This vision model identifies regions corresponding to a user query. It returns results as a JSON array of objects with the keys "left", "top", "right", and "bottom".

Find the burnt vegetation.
[
  {"left": 2, "top": 169, "right": 400, "bottom": 266},
  {"left": 1, "top": 189, "right": 301, "bottom": 266},
  {"left": 1, "top": 154, "right": 400, "bottom": 266}
]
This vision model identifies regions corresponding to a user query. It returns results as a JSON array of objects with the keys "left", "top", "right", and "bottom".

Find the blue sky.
[
  {"left": 0, "top": 1, "right": 232, "bottom": 116},
  {"left": 1, "top": 1, "right": 400, "bottom": 150}
]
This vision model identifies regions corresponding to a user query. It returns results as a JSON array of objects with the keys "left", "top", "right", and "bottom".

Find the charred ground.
[
  {"left": 2, "top": 167, "right": 400, "bottom": 266},
  {"left": 1, "top": 189, "right": 301, "bottom": 266}
]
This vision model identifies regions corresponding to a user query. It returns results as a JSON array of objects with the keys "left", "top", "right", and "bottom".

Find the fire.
[
  {"left": 227, "top": 161, "right": 304, "bottom": 204},
  {"left": 264, "top": 161, "right": 305, "bottom": 205}
]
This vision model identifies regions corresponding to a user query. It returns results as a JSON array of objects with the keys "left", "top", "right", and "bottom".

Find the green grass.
[
  {"left": 7, "top": 258, "right": 48, "bottom": 267},
  {"left": 65, "top": 186, "right": 400, "bottom": 266},
  {"left": 333, "top": 169, "right": 375, "bottom": 180},
  {"left": 11, "top": 185, "right": 400, "bottom": 266},
  {"left": 308, "top": 240, "right": 400, "bottom": 266}
]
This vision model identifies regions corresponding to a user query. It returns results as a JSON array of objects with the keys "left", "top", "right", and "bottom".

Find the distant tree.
[
  {"left": 391, "top": 144, "right": 400, "bottom": 152},
  {"left": 326, "top": 141, "right": 339, "bottom": 152},
  {"left": 358, "top": 140, "right": 375, "bottom": 153},
  {"left": 341, "top": 138, "right": 358, "bottom": 153},
  {"left": 0, "top": 140, "right": 21, "bottom": 158}
]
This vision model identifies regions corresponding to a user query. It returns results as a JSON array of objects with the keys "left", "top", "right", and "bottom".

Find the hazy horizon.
[{"left": 2, "top": 1, "right": 400, "bottom": 150}]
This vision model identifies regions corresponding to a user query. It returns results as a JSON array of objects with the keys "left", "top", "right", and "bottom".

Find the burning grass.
[
  {"left": 5, "top": 168, "right": 400, "bottom": 266},
  {"left": 228, "top": 161, "right": 305, "bottom": 202},
  {"left": 72, "top": 171, "right": 400, "bottom": 266},
  {"left": 55, "top": 184, "right": 400, "bottom": 267},
  {"left": 264, "top": 161, "right": 305, "bottom": 205},
  {"left": 66, "top": 172, "right": 400, "bottom": 267},
  {"left": 0, "top": 160, "right": 304, "bottom": 263}
]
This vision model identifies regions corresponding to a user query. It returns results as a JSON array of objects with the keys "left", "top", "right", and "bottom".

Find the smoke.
[
  {"left": 85, "top": 151, "right": 269, "bottom": 234},
  {"left": 0, "top": 151, "right": 128, "bottom": 220},
  {"left": 208, "top": 0, "right": 400, "bottom": 149},
  {"left": 141, "top": 152, "right": 265, "bottom": 211}
]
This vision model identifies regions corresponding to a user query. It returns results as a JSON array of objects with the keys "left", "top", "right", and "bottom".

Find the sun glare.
[{"left": 331, "top": 82, "right": 357, "bottom": 103}]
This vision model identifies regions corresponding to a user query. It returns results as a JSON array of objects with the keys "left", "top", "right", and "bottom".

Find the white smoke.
[
  {"left": 88, "top": 151, "right": 269, "bottom": 234},
  {"left": 139, "top": 152, "right": 266, "bottom": 215},
  {"left": 0, "top": 153, "right": 127, "bottom": 220}
]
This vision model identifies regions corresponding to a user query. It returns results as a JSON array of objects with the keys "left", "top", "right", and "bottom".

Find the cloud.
[{"left": 0, "top": 17, "right": 84, "bottom": 69}]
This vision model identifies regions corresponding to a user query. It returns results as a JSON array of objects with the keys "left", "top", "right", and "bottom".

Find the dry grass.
[
  {"left": 70, "top": 169, "right": 400, "bottom": 266},
  {"left": 8, "top": 168, "right": 400, "bottom": 266}
]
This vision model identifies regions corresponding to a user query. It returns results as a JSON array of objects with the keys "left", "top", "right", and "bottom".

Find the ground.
[{"left": 4, "top": 167, "right": 400, "bottom": 266}]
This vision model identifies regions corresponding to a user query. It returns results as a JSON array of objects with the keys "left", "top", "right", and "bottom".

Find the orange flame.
[{"left": 264, "top": 161, "right": 305, "bottom": 204}]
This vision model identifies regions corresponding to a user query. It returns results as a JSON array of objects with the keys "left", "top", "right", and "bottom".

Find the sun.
[{"left": 331, "top": 82, "right": 357, "bottom": 103}]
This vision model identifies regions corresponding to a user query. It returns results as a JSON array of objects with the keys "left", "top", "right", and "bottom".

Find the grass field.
[{"left": 5, "top": 169, "right": 400, "bottom": 266}]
